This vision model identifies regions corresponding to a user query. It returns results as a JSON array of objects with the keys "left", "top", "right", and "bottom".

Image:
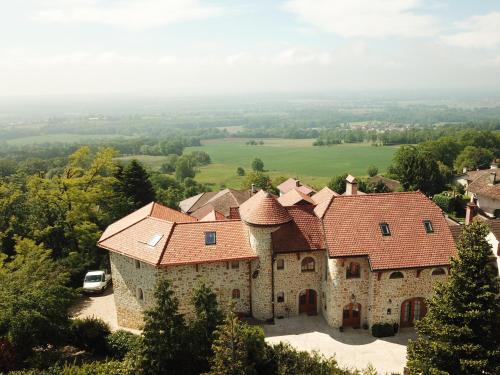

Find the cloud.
[
  {"left": 442, "top": 12, "right": 500, "bottom": 48},
  {"left": 34, "top": 0, "right": 222, "bottom": 29},
  {"left": 283, "top": 0, "right": 438, "bottom": 38}
]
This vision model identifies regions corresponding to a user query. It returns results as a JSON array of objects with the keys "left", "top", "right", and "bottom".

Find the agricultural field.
[
  {"left": 117, "top": 138, "right": 398, "bottom": 190},
  {"left": 5, "top": 133, "right": 133, "bottom": 146}
]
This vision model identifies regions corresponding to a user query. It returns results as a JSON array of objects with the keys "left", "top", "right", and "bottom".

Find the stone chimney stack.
[
  {"left": 489, "top": 172, "right": 497, "bottom": 186},
  {"left": 295, "top": 179, "right": 301, "bottom": 187},
  {"left": 345, "top": 175, "right": 358, "bottom": 196},
  {"left": 251, "top": 183, "right": 257, "bottom": 194},
  {"left": 465, "top": 195, "right": 478, "bottom": 225}
]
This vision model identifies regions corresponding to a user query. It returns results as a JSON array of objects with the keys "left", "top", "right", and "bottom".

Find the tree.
[
  {"left": 241, "top": 172, "right": 275, "bottom": 193},
  {"left": 120, "top": 160, "right": 156, "bottom": 209},
  {"left": 455, "top": 146, "right": 494, "bottom": 171},
  {"left": 139, "top": 277, "right": 189, "bottom": 375},
  {"left": 190, "top": 283, "right": 224, "bottom": 373},
  {"left": 251, "top": 158, "right": 264, "bottom": 172},
  {"left": 367, "top": 165, "right": 378, "bottom": 177},
  {"left": 236, "top": 167, "right": 245, "bottom": 176},
  {"left": 389, "top": 145, "right": 445, "bottom": 195},
  {"left": 407, "top": 221, "right": 500, "bottom": 374},
  {"left": 0, "top": 238, "right": 76, "bottom": 369},
  {"left": 189, "top": 151, "right": 211, "bottom": 166},
  {"left": 175, "top": 155, "right": 196, "bottom": 181},
  {"left": 327, "top": 173, "right": 348, "bottom": 194},
  {"left": 208, "top": 308, "right": 252, "bottom": 375},
  {"left": 160, "top": 154, "right": 178, "bottom": 174}
]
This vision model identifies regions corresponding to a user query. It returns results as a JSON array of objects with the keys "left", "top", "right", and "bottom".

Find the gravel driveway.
[{"left": 71, "top": 286, "right": 120, "bottom": 330}]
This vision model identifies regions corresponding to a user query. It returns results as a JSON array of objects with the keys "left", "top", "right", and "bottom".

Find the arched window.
[
  {"left": 277, "top": 258, "right": 285, "bottom": 270},
  {"left": 232, "top": 289, "right": 240, "bottom": 299},
  {"left": 301, "top": 257, "right": 315, "bottom": 272},
  {"left": 431, "top": 267, "right": 446, "bottom": 276},
  {"left": 137, "top": 287, "right": 144, "bottom": 301},
  {"left": 346, "top": 262, "right": 361, "bottom": 279},
  {"left": 276, "top": 292, "right": 284, "bottom": 303},
  {"left": 389, "top": 271, "right": 404, "bottom": 279}
]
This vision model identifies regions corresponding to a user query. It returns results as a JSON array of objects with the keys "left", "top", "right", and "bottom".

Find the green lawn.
[
  {"left": 118, "top": 139, "right": 398, "bottom": 190},
  {"left": 6, "top": 133, "right": 133, "bottom": 146}
]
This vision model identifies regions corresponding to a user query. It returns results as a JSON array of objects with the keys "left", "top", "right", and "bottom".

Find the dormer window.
[
  {"left": 380, "top": 223, "right": 391, "bottom": 236},
  {"left": 205, "top": 231, "right": 216, "bottom": 245},
  {"left": 423, "top": 220, "right": 434, "bottom": 233}
]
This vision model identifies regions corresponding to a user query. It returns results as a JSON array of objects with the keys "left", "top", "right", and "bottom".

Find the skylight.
[
  {"left": 147, "top": 234, "right": 163, "bottom": 247},
  {"left": 423, "top": 220, "right": 434, "bottom": 233},
  {"left": 205, "top": 231, "right": 216, "bottom": 245},
  {"left": 380, "top": 223, "right": 391, "bottom": 236}
]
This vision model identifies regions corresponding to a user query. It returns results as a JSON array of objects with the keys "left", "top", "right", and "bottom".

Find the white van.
[{"left": 83, "top": 270, "right": 112, "bottom": 294}]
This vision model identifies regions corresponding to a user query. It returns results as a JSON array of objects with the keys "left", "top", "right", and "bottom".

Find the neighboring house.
[
  {"left": 367, "top": 175, "right": 402, "bottom": 192},
  {"left": 179, "top": 188, "right": 252, "bottom": 220},
  {"left": 454, "top": 163, "right": 500, "bottom": 218},
  {"left": 277, "top": 178, "right": 316, "bottom": 197},
  {"left": 99, "top": 176, "right": 456, "bottom": 330}
]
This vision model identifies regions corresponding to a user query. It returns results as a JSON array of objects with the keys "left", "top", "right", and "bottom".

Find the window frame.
[
  {"left": 135, "top": 259, "right": 141, "bottom": 269},
  {"left": 276, "top": 258, "right": 285, "bottom": 270},
  {"left": 431, "top": 267, "right": 446, "bottom": 276},
  {"left": 346, "top": 262, "right": 361, "bottom": 279},
  {"left": 389, "top": 271, "right": 404, "bottom": 279},
  {"left": 301, "top": 257, "right": 315, "bottom": 272},
  {"left": 204, "top": 231, "right": 216, "bottom": 245},
  {"left": 137, "top": 287, "right": 144, "bottom": 301},
  {"left": 276, "top": 291, "right": 285, "bottom": 303},
  {"left": 231, "top": 261, "right": 239, "bottom": 269},
  {"left": 380, "top": 223, "right": 391, "bottom": 236},
  {"left": 423, "top": 220, "right": 434, "bottom": 233}
]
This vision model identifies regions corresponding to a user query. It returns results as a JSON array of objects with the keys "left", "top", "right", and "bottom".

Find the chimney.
[
  {"left": 465, "top": 195, "right": 477, "bottom": 225},
  {"left": 489, "top": 172, "right": 497, "bottom": 185},
  {"left": 345, "top": 175, "right": 358, "bottom": 196},
  {"left": 295, "top": 179, "right": 301, "bottom": 187},
  {"left": 251, "top": 183, "right": 257, "bottom": 194}
]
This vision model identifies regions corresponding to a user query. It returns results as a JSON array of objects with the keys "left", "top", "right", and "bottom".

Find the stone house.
[{"left": 98, "top": 176, "right": 456, "bottom": 330}]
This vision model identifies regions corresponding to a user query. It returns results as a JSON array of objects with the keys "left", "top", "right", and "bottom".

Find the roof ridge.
[
  {"left": 157, "top": 221, "right": 177, "bottom": 266},
  {"left": 174, "top": 219, "right": 242, "bottom": 226},
  {"left": 334, "top": 191, "right": 422, "bottom": 198}
]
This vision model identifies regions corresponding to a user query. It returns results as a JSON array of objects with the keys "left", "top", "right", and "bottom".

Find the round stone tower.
[{"left": 239, "top": 190, "right": 292, "bottom": 321}]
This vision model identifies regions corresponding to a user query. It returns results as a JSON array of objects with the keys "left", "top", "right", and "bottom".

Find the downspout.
[
  {"left": 271, "top": 254, "right": 275, "bottom": 321},
  {"left": 248, "top": 261, "right": 252, "bottom": 316}
]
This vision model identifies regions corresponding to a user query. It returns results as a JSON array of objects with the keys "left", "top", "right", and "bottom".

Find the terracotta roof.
[
  {"left": 272, "top": 206, "right": 325, "bottom": 253},
  {"left": 188, "top": 189, "right": 252, "bottom": 218},
  {"left": 322, "top": 192, "right": 457, "bottom": 271},
  {"left": 468, "top": 170, "right": 500, "bottom": 200},
  {"left": 485, "top": 219, "right": 500, "bottom": 239},
  {"left": 278, "top": 189, "right": 315, "bottom": 206},
  {"left": 239, "top": 190, "right": 292, "bottom": 226},
  {"left": 312, "top": 187, "right": 339, "bottom": 204},
  {"left": 179, "top": 191, "right": 218, "bottom": 213},
  {"left": 99, "top": 202, "right": 194, "bottom": 242},
  {"left": 200, "top": 209, "right": 226, "bottom": 221},
  {"left": 367, "top": 176, "right": 402, "bottom": 192},
  {"left": 159, "top": 220, "right": 257, "bottom": 266},
  {"left": 465, "top": 169, "right": 499, "bottom": 182},
  {"left": 314, "top": 196, "right": 334, "bottom": 219},
  {"left": 277, "top": 178, "right": 315, "bottom": 195},
  {"left": 449, "top": 225, "right": 463, "bottom": 242}
]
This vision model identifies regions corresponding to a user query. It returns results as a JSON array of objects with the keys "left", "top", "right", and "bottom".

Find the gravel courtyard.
[{"left": 73, "top": 290, "right": 412, "bottom": 373}]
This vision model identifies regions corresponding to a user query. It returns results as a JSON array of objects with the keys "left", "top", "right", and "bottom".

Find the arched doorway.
[
  {"left": 342, "top": 303, "right": 361, "bottom": 328},
  {"left": 298, "top": 289, "right": 317, "bottom": 315},
  {"left": 400, "top": 298, "right": 427, "bottom": 327}
]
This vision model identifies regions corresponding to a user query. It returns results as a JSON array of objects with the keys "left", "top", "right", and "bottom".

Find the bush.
[
  {"left": 70, "top": 317, "right": 111, "bottom": 355},
  {"left": 432, "top": 193, "right": 454, "bottom": 213},
  {"left": 106, "top": 330, "right": 142, "bottom": 359},
  {"left": 371, "top": 323, "right": 395, "bottom": 338}
]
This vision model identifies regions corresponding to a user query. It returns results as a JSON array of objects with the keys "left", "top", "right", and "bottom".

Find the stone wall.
[
  {"left": 323, "top": 257, "right": 371, "bottom": 328},
  {"left": 110, "top": 253, "right": 158, "bottom": 329},
  {"left": 162, "top": 260, "right": 251, "bottom": 319},
  {"left": 369, "top": 267, "right": 447, "bottom": 326},
  {"left": 248, "top": 225, "right": 278, "bottom": 320},
  {"left": 274, "top": 251, "right": 324, "bottom": 317}
]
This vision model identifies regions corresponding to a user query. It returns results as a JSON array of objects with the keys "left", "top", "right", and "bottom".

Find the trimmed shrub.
[
  {"left": 371, "top": 323, "right": 395, "bottom": 338},
  {"left": 106, "top": 330, "right": 142, "bottom": 359},
  {"left": 70, "top": 317, "right": 111, "bottom": 355},
  {"left": 432, "top": 194, "right": 454, "bottom": 213}
]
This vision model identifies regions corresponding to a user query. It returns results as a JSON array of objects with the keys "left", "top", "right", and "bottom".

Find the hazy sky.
[{"left": 2, "top": 0, "right": 500, "bottom": 96}]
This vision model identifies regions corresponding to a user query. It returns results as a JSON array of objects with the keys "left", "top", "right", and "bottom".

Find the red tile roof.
[
  {"left": 200, "top": 209, "right": 226, "bottom": 221},
  {"left": 239, "top": 190, "right": 292, "bottom": 226},
  {"left": 277, "top": 178, "right": 315, "bottom": 195},
  {"left": 278, "top": 189, "right": 315, "bottom": 206},
  {"left": 179, "top": 191, "right": 218, "bottom": 213},
  {"left": 322, "top": 192, "right": 457, "bottom": 271},
  {"left": 272, "top": 205, "right": 325, "bottom": 253},
  {"left": 468, "top": 170, "right": 500, "bottom": 200},
  {"left": 150, "top": 202, "right": 198, "bottom": 223},
  {"left": 312, "top": 187, "right": 339, "bottom": 204},
  {"left": 159, "top": 220, "right": 256, "bottom": 266}
]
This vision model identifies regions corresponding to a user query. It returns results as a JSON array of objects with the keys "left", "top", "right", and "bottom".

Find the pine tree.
[
  {"left": 208, "top": 308, "right": 253, "bottom": 375},
  {"left": 121, "top": 160, "right": 156, "bottom": 209},
  {"left": 407, "top": 221, "right": 500, "bottom": 374},
  {"left": 189, "top": 282, "right": 224, "bottom": 373},
  {"left": 139, "top": 276, "right": 188, "bottom": 375}
]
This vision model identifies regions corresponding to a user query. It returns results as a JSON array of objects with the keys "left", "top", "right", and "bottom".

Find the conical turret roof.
[{"left": 239, "top": 190, "right": 292, "bottom": 226}]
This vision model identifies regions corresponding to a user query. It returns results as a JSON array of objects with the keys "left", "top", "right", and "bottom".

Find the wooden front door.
[
  {"left": 342, "top": 303, "right": 361, "bottom": 328},
  {"left": 400, "top": 298, "right": 427, "bottom": 327},
  {"left": 299, "top": 289, "right": 317, "bottom": 315}
]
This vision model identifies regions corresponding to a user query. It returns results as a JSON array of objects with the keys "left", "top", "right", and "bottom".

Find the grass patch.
[{"left": 6, "top": 133, "right": 134, "bottom": 146}]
